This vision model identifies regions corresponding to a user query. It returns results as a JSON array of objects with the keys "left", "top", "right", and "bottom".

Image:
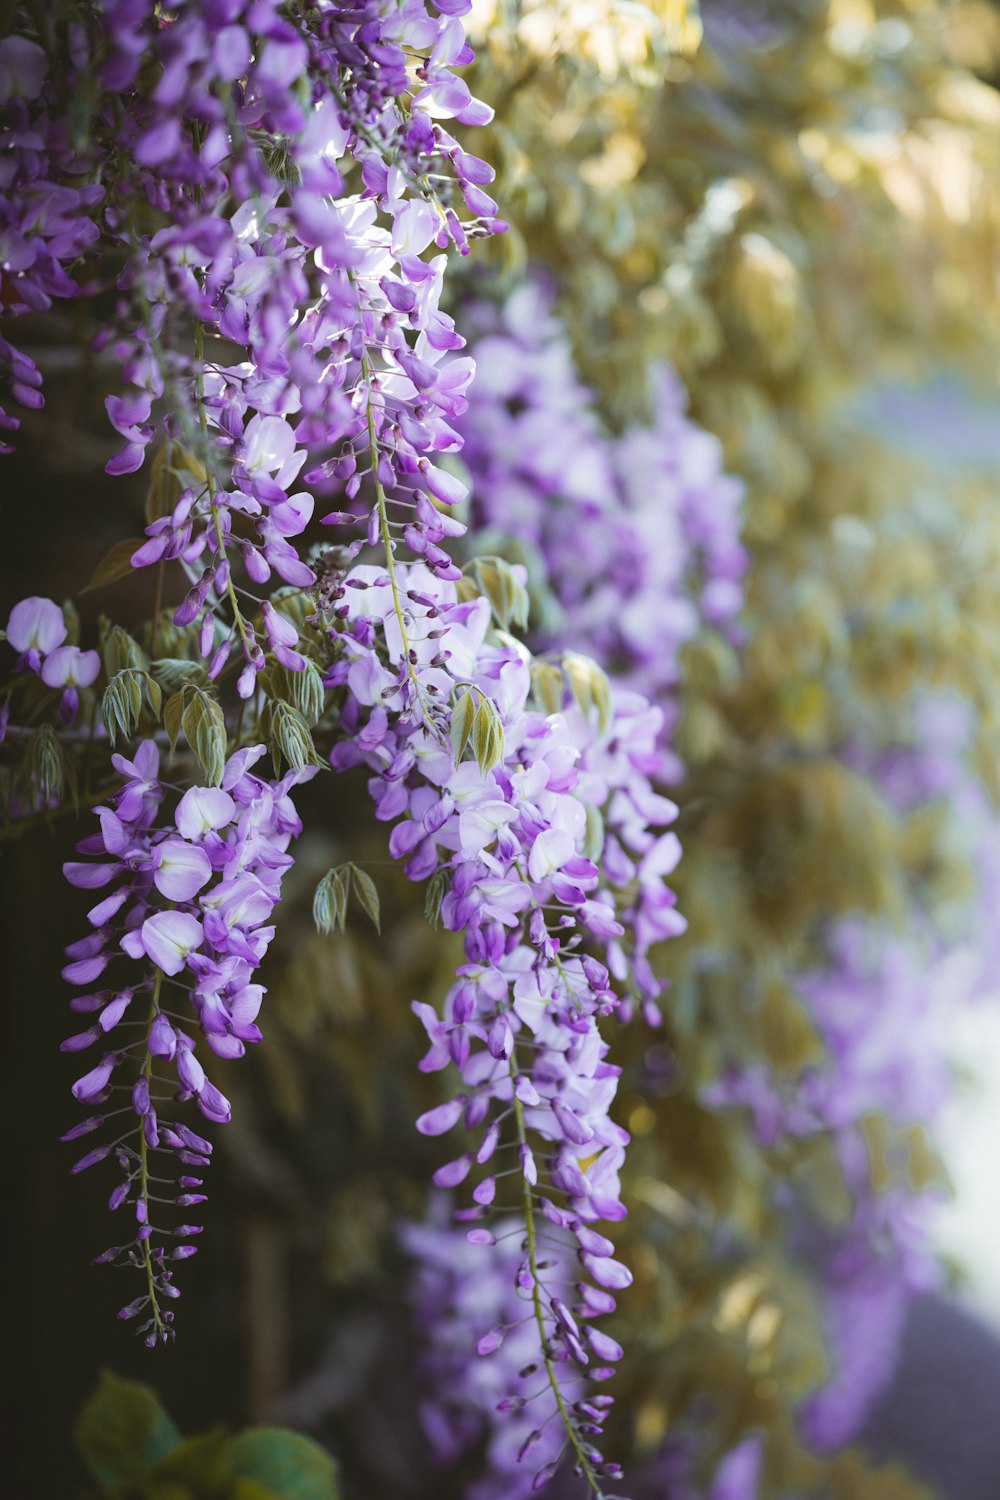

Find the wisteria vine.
[
  {"left": 4, "top": 3, "right": 989, "bottom": 1498},
  {"left": 0, "top": 1, "right": 682, "bottom": 1492}
]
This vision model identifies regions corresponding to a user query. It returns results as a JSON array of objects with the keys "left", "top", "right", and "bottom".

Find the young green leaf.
[
  {"left": 163, "top": 689, "right": 185, "bottom": 756},
  {"left": 82, "top": 539, "right": 148, "bottom": 594},
  {"left": 564, "top": 652, "right": 613, "bottom": 737},
  {"left": 101, "top": 623, "right": 148, "bottom": 677},
  {"left": 530, "top": 661, "right": 565, "bottom": 717},
  {"left": 450, "top": 686, "right": 477, "bottom": 764},
  {"left": 472, "top": 697, "right": 504, "bottom": 775},
  {"left": 181, "top": 686, "right": 227, "bottom": 786},
  {"left": 313, "top": 867, "right": 349, "bottom": 936},
  {"left": 151, "top": 657, "right": 207, "bottom": 694},
  {"left": 348, "top": 865, "right": 381, "bottom": 934},
  {"left": 261, "top": 699, "right": 324, "bottom": 776},
  {"left": 424, "top": 869, "right": 448, "bottom": 928},
  {"left": 225, "top": 1427, "right": 340, "bottom": 1500}
]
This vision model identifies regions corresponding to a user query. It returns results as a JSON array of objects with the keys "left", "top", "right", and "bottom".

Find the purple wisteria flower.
[
  {"left": 2, "top": 0, "right": 503, "bottom": 702},
  {"left": 61, "top": 740, "right": 314, "bottom": 1343},
  {"left": 457, "top": 283, "right": 746, "bottom": 766},
  {"left": 323, "top": 555, "right": 686, "bottom": 1492}
]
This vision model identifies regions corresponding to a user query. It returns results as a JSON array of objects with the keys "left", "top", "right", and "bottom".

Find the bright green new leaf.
[{"left": 181, "top": 686, "right": 227, "bottom": 787}]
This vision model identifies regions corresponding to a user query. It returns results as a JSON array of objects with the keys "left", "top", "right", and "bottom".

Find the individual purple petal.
[
  {"left": 152, "top": 839, "right": 212, "bottom": 902},
  {"left": 41, "top": 645, "right": 100, "bottom": 689},
  {"left": 6, "top": 596, "right": 66, "bottom": 656},
  {"left": 416, "top": 1098, "right": 465, "bottom": 1136},
  {"left": 140, "top": 912, "right": 204, "bottom": 976}
]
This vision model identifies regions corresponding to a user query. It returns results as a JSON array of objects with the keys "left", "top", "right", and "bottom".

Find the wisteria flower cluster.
[
  {"left": 320, "top": 554, "right": 685, "bottom": 1491},
  {"left": 1, "top": 0, "right": 502, "bottom": 704},
  {"left": 7, "top": 1, "right": 982, "bottom": 1496},
  {"left": 701, "top": 704, "right": 1000, "bottom": 1458},
  {"left": 457, "top": 282, "right": 746, "bottom": 760},
  {"left": 0, "top": 3, "right": 691, "bottom": 1490},
  {"left": 61, "top": 738, "right": 315, "bottom": 1343}
]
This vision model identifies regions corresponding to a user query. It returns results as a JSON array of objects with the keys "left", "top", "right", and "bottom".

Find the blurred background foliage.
[{"left": 8, "top": 2, "right": 1000, "bottom": 1497}]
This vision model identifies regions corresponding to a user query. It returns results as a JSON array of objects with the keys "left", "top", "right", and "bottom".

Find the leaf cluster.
[{"left": 75, "top": 1372, "right": 339, "bottom": 1500}]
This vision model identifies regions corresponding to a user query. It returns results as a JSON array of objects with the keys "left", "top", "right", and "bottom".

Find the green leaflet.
[
  {"left": 74, "top": 1373, "right": 339, "bottom": 1500},
  {"left": 312, "top": 863, "right": 381, "bottom": 937},
  {"left": 261, "top": 699, "right": 324, "bottom": 777},
  {"left": 160, "top": 684, "right": 228, "bottom": 784},
  {"left": 74, "top": 1370, "right": 181, "bottom": 1495},
  {"left": 102, "top": 668, "right": 162, "bottom": 748}
]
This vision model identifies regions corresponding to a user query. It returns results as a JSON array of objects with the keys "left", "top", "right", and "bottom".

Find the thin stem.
[
  {"left": 193, "top": 322, "right": 252, "bottom": 662},
  {"left": 508, "top": 1052, "right": 605, "bottom": 1499},
  {"left": 359, "top": 343, "right": 427, "bottom": 716},
  {"left": 138, "top": 967, "right": 168, "bottom": 1342}
]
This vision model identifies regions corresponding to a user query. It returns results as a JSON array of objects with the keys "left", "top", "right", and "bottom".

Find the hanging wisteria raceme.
[
  {"left": 701, "top": 696, "right": 1000, "bottom": 1453},
  {"left": 378, "top": 281, "right": 742, "bottom": 1491},
  {"left": 1, "top": 0, "right": 520, "bottom": 1352},
  {"left": 402, "top": 1211, "right": 587, "bottom": 1500},
  {"left": 61, "top": 740, "right": 315, "bottom": 1343},
  {"left": 3, "top": 6, "right": 679, "bottom": 1478},
  {"left": 455, "top": 282, "right": 746, "bottom": 766},
  {"left": 1, "top": 0, "right": 502, "bottom": 702},
  {"left": 316, "top": 552, "right": 685, "bottom": 1493}
]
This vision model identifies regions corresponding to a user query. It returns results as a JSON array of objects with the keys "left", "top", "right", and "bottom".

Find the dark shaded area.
[{"left": 862, "top": 1293, "right": 1000, "bottom": 1500}]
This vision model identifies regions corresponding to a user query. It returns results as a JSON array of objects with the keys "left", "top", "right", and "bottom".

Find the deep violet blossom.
[{"left": 61, "top": 741, "right": 314, "bottom": 1343}]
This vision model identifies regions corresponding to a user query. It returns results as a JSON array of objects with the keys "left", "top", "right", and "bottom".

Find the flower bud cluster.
[{"left": 61, "top": 738, "right": 314, "bottom": 1342}]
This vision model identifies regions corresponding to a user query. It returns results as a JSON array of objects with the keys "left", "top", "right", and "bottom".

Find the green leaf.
[
  {"left": 146, "top": 1427, "right": 231, "bottom": 1494},
  {"left": 348, "top": 865, "right": 381, "bottom": 934},
  {"left": 530, "top": 661, "right": 565, "bottom": 717},
  {"left": 102, "top": 670, "right": 142, "bottom": 748},
  {"left": 101, "top": 667, "right": 159, "bottom": 748},
  {"left": 225, "top": 1428, "right": 339, "bottom": 1500},
  {"left": 313, "top": 867, "right": 349, "bottom": 936},
  {"left": 260, "top": 657, "right": 326, "bottom": 728},
  {"left": 564, "top": 652, "right": 612, "bottom": 737},
  {"left": 465, "top": 557, "right": 529, "bottom": 633},
  {"left": 74, "top": 1371, "right": 181, "bottom": 1494},
  {"left": 82, "top": 539, "right": 147, "bottom": 594},
  {"left": 450, "top": 686, "right": 476, "bottom": 764},
  {"left": 151, "top": 658, "right": 207, "bottom": 694},
  {"left": 471, "top": 697, "right": 504, "bottom": 775},
  {"left": 26, "top": 723, "right": 67, "bottom": 806},
  {"left": 424, "top": 869, "right": 447, "bottom": 928},
  {"left": 583, "top": 802, "right": 605, "bottom": 862},
  {"left": 181, "top": 687, "right": 227, "bottom": 786},
  {"left": 102, "top": 622, "right": 148, "bottom": 677},
  {"left": 261, "top": 700, "right": 323, "bottom": 776},
  {"left": 163, "top": 690, "right": 185, "bottom": 756},
  {"left": 144, "top": 674, "right": 162, "bottom": 719}
]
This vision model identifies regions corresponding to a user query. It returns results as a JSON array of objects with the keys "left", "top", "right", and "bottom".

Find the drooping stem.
[
  {"left": 359, "top": 341, "right": 427, "bottom": 715},
  {"left": 508, "top": 1049, "right": 606, "bottom": 1499},
  {"left": 193, "top": 321, "right": 252, "bottom": 662},
  {"left": 138, "top": 967, "right": 168, "bottom": 1342}
]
